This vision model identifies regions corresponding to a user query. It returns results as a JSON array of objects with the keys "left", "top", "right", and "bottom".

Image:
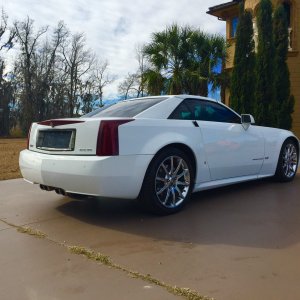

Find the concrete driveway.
[{"left": 1, "top": 176, "right": 300, "bottom": 300}]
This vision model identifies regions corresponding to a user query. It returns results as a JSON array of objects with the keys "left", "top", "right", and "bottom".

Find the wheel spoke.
[
  {"left": 176, "top": 172, "right": 184, "bottom": 179},
  {"left": 163, "top": 188, "right": 170, "bottom": 204},
  {"left": 177, "top": 168, "right": 188, "bottom": 180},
  {"left": 175, "top": 186, "right": 184, "bottom": 199},
  {"left": 170, "top": 156, "right": 174, "bottom": 173},
  {"left": 173, "top": 159, "right": 182, "bottom": 176},
  {"left": 156, "top": 177, "right": 165, "bottom": 182},
  {"left": 171, "top": 188, "right": 176, "bottom": 206},
  {"left": 161, "top": 163, "right": 168, "bottom": 175},
  {"left": 157, "top": 184, "right": 168, "bottom": 195},
  {"left": 177, "top": 181, "right": 189, "bottom": 186}
]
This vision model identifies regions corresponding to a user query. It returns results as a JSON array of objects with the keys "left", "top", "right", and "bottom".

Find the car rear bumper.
[{"left": 19, "top": 150, "right": 153, "bottom": 199}]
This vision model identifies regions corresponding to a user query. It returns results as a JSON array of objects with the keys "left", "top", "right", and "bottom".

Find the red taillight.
[
  {"left": 27, "top": 124, "right": 32, "bottom": 149},
  {"left": 96, "top": 119, "right": 133, "bottom": 156}
]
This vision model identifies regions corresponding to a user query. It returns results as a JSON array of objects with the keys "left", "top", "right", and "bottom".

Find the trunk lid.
[{"left": 29, "top": 118, "right": 100, "bottom": 155}]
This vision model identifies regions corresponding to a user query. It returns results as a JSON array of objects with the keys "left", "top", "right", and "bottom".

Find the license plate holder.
[{"left": 36, "top": 129, "right": 76, "bottom": 151}]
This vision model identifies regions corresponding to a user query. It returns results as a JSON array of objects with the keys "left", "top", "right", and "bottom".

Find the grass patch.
[
  {"left": 67, "top": 245, "right": 212, "bottom": 300},
  {"left": 0, "top": 138, "right": 27, "bottom": 180},
  {"left": 17, "top": 226, "right": 47, "bottom": 238},
  {"left": 0, "top": 218, "right": 46, "bottom": 239},
  {"left": 68, "top": 246, "right": 112, "bottom": 265},
  {"left": 2, "top": 219, "right": 212, "bottom": 300}
]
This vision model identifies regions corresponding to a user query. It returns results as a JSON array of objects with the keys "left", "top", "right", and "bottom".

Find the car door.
[{"left": 171, "top": 99, "right": 265, "bottom": 181}]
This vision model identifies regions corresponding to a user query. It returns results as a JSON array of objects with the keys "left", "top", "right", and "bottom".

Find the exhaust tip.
[
  {"left": 55, "top": 188, "right": 66, "bottom": 196},
  {"left": 40, "top": 185, "right": 55, "bottom": 192}
]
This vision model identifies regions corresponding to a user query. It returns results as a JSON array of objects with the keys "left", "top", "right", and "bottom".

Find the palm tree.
[
  {"left": 144, "top": 24, "right": 193, "bottom": 95},
  {"left": 143, "top": 24, "right": 228, "bottom": 97}
]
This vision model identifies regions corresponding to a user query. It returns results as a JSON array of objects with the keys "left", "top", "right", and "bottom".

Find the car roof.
[
  {"left": 134, "top": 95, "right": 223, "bottom": 119},
  {"left": 174, "top": 95, "right": 219, "bottom": 102}
]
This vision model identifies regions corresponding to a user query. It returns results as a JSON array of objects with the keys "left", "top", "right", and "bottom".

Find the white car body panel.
[
  {"left": 118, "top": 119, "right": 211, "bottom": 183},
  {"left": 258, "top": 126, "right": 295, "bottom": 177},
  {"left": 28, "top": 119, "right": 100, "bottom": 155},
  {"left": 20, "top": 150, "right": 153, "bottom": 198},
  {"left": 19, "top": 95, "right": 299, "bottom": 199},
  {"left": 197, "top": 121, "right": 265, "bottom": 180}
]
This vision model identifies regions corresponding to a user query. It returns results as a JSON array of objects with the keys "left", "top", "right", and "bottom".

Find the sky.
[{"left": 1, "top": 0, "right": 227, "bottom": 100}]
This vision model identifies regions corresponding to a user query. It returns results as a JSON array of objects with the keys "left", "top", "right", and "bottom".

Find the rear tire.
[
  {"left": 274, "top": 139, "right": 299, "bottom": 182},
  {"left": 139, "top": 148, "right": 194, "bottom": 215}
]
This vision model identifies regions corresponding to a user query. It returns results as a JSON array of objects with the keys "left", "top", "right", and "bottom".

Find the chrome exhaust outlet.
[
  {"left": 55, "top": 188, "right": 66, "bottom": 196},
  {"left": 46, "top": 186, "right": 55, "bottom": 191},
  {"left": 40, "top": 185, "right": 55, "bottom": 192},
  {"left": 60, "top": 189, "right": 66, "bottom": 196},
  {"left": 40, "top": 184, "right": 46, "bottom": 190}
]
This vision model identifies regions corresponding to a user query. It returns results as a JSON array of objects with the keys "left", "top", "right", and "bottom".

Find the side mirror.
[{"left": 241, "top": 114, "right": 255, "bottom": 130}]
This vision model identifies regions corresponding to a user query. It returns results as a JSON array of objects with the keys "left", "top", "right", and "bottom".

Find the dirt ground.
[
  {"left": 0, "top": 138, "right": 27, "bottom": 180},
  {"left": 1, "top": 176, "right": 300, "bottom": 300}
]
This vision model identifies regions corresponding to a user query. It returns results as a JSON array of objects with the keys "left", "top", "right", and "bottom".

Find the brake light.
[
  {"left": 38, "top": 120, "right": 84, "bottom": 127},
  {"left": 96, "top": 119, "right": 133, "bottom": 156},
  {"left": 27, "top": 124, "right": 32, "bottom": 149}
]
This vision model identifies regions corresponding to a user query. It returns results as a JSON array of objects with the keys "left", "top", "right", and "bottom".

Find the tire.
[
  {"left": 274, "top": 139, "right": 299, "bottom": 182},
  {"left": 139, "top": 147, "right": 195, "bottom": 215}
]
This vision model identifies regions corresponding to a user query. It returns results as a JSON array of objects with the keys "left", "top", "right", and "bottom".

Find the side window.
[
  {"left": 169, "top": 99, "right": 240, "bottom": 124},
  {"left": 169, "top": 99, "right": 206, "bottom": 120},
  {"left": 168, "top": 102, "right": 193, "bottom": 120},
  {"left": 199, "top": 102, "right": 241, "bottom": 123}
]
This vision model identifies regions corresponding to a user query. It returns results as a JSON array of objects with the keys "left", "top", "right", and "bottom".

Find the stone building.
[{"left": 207, "top": 0, "right": 300, "bottom": 137}]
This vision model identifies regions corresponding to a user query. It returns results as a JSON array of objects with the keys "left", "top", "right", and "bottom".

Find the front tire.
[
  {"left": 139, "top": 148, "right": 194, "bottom": 215},
  {"left": 274, "top": 139, "right": 299, "bottom": 182}
]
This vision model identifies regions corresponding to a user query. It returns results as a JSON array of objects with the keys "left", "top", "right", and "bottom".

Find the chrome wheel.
[
  {"left": 282, "top": 143, "right": 298, "bottom": 178},
  {"left": 155, "top": 156, "right": 190, "bottom": 209}
]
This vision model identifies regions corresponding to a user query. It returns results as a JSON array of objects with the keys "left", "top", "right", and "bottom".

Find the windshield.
[{"left": 82, "top": 97, "right": 168, "bottom": 118}]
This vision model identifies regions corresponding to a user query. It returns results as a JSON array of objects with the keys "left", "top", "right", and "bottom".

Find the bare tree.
[
  {"left": 1, "top": 14, "right": 112, "bottom": 134},
  {"left": 118, "top": 45, "right": 148, "bottom": 101},
  {"left": 0, "top": 10, "right": 16, "bottom": 136},
  {"left": 0, "top": 62, "right": 14, "bottom": 136},
  {"left": 14, "top": 16, "right": 48, "bottom": 132},
  {"left": 36, "top": 21, "right": 69, "bottom": 119},
  {"left": 135, "top": 44, "right": 148, "bottom": 97},
  {"left": 0, "top": 9, "right": 16, "bottom": 51},
  {"left": 92, "top": 59, "right": 115, "bottom": 107},
  {"left": 118, "top": 73, "right": 139, "bottom": 100},
  {"left": 61, "top": 32, "right": 95, "bottom": 116}
]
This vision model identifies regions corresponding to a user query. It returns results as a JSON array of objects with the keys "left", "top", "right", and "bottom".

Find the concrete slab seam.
[{"left": 0, "top": 218, "right": 213, "bottom": 300}]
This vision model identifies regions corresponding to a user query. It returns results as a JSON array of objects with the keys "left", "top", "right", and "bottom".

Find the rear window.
[{"left": 83, "top": 97, "right": 168, "bottom": 118}]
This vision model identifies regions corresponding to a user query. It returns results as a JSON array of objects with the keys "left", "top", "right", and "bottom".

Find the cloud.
[
  {"left": 1, "top": 0, "right": 227, "bottom": 98},
  {"left": 114, "top": 17, "right": 129, "bottom": 36}
]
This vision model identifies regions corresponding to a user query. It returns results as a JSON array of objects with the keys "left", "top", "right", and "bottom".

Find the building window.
[
  {"left": 283, "top": 2, "right": 291, "bottom": 26},
  {"left": 230, "top": 16, "right": 239, "bottom": 38}
]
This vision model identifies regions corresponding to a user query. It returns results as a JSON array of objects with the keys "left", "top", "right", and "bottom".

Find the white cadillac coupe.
[{"left": 19, "top": 95, "right": 299, "bottom": 214}]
